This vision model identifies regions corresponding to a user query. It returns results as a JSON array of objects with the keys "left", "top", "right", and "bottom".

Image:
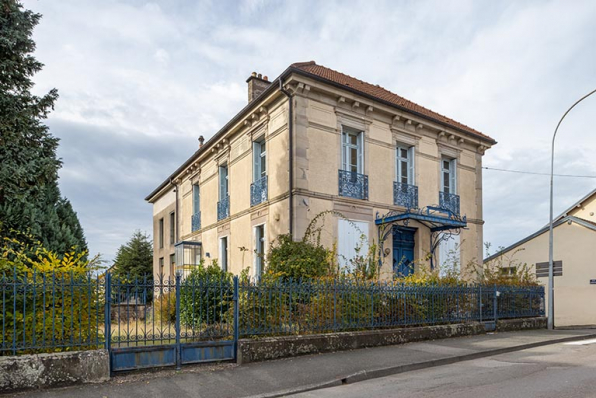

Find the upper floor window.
[
  {"left": 219, "top": 165, "right": 229, "bottom": 199},
  {"left": 396, "top": 146, "right": 415, "bottom": 185},
  {"left": 441, "top": 157, "right": 457, "bottom": 195},
  {"left": 341, "top": 126, "right": 363, "bottom": 174},
  {"left": 158, "top": 218, "right": 164, "bottom": 249},
  {"left": 253, "top": 139, "right": 266, "bottom": 181},
  {"left": 169, "top": 211, "right": 175, "bottom": 244},
  {"left": 192, "top": 184, "right": 200, "bottom": 215}
]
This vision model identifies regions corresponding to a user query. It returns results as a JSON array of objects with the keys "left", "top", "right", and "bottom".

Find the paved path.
[
  {"left": 5, "top": 329, "right": 596, "bottom": 398},
  {"left": 293, "top": 337, "right": 596, "bottom": 398}
]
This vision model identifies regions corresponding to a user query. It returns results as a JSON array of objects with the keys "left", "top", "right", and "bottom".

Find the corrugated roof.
[{"left": 291, "top": 61, "right": 495, "bottom": 142}]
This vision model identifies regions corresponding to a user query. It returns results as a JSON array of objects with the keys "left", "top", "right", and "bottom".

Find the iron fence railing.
[
  {"left": 2, "top": 269, "right": 544, "bottom": 356},
  {"left": 338, "top": 170, "right": 369, "bottom": 200},
  {"left": 393, "top": 182, "right": 418, "bottom": 209},
  {"left": 439, "top": 191, "right": 460, "bottom": 215},
  {"left": 250, "top": 176, "right": 268, "bottom": 206},
  {"left": 0, "top": 270, "right": 104, "bottom": 356},
  {"left": 217, "top": 195, "right": 230, "bottom": 220},
  {"left": 237, "top": 280, "right": 544, "bottom": 336},
  {"left": 191, "top": 212, "right": 201, "bottom": 232}
]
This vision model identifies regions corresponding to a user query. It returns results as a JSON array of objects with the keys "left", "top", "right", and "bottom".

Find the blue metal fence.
[
  {"left": 0, "top": 269, "right": 104, "bottom": 356},
  {"left": 1, "top": 271, "right": 544, "bottom": 358},
  {"left": 237, "top": 280, "right": 544, "bottom": 336}
]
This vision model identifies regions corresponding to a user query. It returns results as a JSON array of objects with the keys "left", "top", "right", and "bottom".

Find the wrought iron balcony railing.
[
  {"left": 338, "top": 170, "right": 369, "bottom": 200},
  {"left": 250, "top": 175, "right": 268, "bottom": 206},
  {"left": 191, "top": 212, "right": 201, "bottom": 232},
  {"left": 393, "top": 182, "right": 418, "bottom": 209},
  {"left": 439, "top": 191, "right": 460, "bottom": 215},
  {"left": 217, "top": 195, "right": 230, "bottom": 221}
]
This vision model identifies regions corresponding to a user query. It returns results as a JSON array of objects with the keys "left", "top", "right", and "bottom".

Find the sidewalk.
[{"left": 7, "top": 329, "right": 596, "bottom": 398}]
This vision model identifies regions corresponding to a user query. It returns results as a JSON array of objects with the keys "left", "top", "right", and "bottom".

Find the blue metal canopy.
[{"left": 375, "top": 206, "right": 467, "bottom": 231}]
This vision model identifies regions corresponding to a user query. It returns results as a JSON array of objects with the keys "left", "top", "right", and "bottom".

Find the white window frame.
[
  {"left": 252, "top": 139, "right": 267, "bottom": 182},
  {"left": 253, "top": 224, "right": 266, "bottom": 278},
  {"left": 441, "top": 157, "right": 457, "bottom": 195},
  {"left": 341, "top": 126, "right": 364, "bottom": 174},
  {"left": 219, "top": 165, "right": 229, "bottom": 199},
  {"left": 219, "top": 236, "right": 229, "bottom": 272},
  {"left": 396, "top": 145, "right": 415, "bottom": 185}
]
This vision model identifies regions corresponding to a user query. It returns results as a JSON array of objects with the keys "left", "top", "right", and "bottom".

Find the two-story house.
[{"left": 145, "top": 61, "right": 496, "bottom": 280}]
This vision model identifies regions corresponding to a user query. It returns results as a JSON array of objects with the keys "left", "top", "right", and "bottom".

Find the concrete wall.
[
  {"left": 152, "top": 188, "right": 176, "bottom": 280},
  {"left": 0, "top": 349, "right": 109, "bottom": 393},
  {"left": 237, "top": 317, "right": 546, "bottom": 364},
  {"left": 487, "top": 220, "right": 596, "bottom": 327}
]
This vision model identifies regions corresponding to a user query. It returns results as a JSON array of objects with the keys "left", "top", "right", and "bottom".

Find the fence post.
[
  {"left": 493, "top": 284, "right": 498, "bottom": 326},
  {"left": 479, "top": 284, "right": 482, "bottom": 323},
  {"left": 104, "top": 273, "right": 111, "bottom": 352},
  {"left": 370, "top": 282, "right": 374, "bottom": 329},
  {"left": 233, "top": 276, "right": 239, "bottom": 362},
  {"left": 175, "top": 273, "right": 181, "bottom": 370}
]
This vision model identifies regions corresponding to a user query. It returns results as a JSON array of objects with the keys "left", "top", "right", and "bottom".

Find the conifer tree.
[{"left": 0, "top": 1, "right": 87, "bottom": 254}]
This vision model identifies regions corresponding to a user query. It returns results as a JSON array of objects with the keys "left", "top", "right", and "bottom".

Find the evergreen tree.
[
  {"left": 112, "top": 231, "right": 153, "bottom": 281},
  {"left": 0, "top": 0, "right": 87, "bottom": 254}
]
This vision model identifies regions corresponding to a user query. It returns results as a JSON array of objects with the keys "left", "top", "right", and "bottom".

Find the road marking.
[{"left": 564, "top": 338, "right": 596, "bottom": 346}]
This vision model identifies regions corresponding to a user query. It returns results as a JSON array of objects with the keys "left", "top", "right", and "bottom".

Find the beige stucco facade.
[
  {"left": 485, "top": 189, "right": 596, "bottom": 327},
  {"left": 147, "top": 63, "right": 495, "bottom": 281}
]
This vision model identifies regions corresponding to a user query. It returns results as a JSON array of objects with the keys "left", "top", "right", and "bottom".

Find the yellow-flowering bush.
[{"left": 0, "top": 233, "right": 103, "bottom": 355}]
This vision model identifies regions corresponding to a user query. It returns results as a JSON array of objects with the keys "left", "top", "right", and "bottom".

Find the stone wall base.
[
  {"left": 0, "top": 349, "right": 109, "bottom": 393},
  {"left": 238, "top": 317, "right": 547, "bottom": 364}
]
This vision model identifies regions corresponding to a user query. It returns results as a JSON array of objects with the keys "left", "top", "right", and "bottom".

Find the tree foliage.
[
  {"left": 111, "top": 230, "right": 153, "bottom": 280},
  {"left": 0, "top": 0, "right": 87, "bottom": 255}
]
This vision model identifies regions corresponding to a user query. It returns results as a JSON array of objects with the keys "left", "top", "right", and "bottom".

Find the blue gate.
[{"left": 105, "top": 273, "right": 238, "bottom": 373}]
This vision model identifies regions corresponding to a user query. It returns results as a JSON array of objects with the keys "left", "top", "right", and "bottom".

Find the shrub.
[
  {"left": 179, "top": 259, "right": 233, "bottom": 329},
  {"left": 0, "top": 233, "right": 102, "bottom": 354},
  {"left": 154, "top": 291, "right": 176, "bottom": 324},
  {"left": 266, "top": 234, "right": 332, "bottom": 280}
]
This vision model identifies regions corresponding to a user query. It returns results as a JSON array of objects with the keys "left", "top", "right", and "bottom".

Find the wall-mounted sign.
[
  {"left": 535, "top": 261, "right": 563, "bottom": 278},
  {"left": 590, "top": 279, "right": 596, "bottom": 285}
]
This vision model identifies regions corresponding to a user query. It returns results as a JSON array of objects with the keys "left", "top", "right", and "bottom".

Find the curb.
[{"left": 249, "top": 333, "right": 596, "bottom": 398}]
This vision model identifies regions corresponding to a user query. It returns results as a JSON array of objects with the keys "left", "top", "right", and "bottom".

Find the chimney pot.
[
  {"left": 257, "top": 73, "right": 262, "bottom": 79},
  {"left": 263, "top": 76, "right": 268, "bottom": 81},
  {"left": 252, "top": 72, "right": 257, "bottom": 77},
  {"left": 198, "top": 135, "right": 205, "bottom": 148}
]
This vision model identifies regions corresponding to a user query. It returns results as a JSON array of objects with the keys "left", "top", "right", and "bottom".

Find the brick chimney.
[{"left": 246, "top": 72, "right": 271, "bottom": 103}]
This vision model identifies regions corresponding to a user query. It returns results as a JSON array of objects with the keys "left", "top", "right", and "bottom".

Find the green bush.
[
  {"left": 179, "top": 260, "right": 233, "bottom": 329},
  {"left": 266, "top": 234, "right": 332, "bottom": 280}
]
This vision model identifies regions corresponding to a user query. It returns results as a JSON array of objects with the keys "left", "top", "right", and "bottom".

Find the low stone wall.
[
  {"left": 238, "top": 317, "right": 547, "bottom": 364},
  {"left": 0, "top": 349, "right": 109, "bottom": 393}
]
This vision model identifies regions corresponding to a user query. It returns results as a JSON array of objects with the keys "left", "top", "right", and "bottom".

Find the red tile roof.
[{"left": 290, "top": 61, "right": 495, "bottom": 143}]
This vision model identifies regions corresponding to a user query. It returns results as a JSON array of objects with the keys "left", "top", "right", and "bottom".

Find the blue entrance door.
[{"left": 393, "top": 227, "right": 415, "bottom": 276}]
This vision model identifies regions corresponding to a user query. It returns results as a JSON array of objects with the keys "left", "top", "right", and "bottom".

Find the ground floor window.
[
  {"left": 337, "top": 219, "right": 369, "bottom": 271},
  {"left": 439, "top": 235, "right": 460, "bottom": 274},
  {"left": 219, "top": 236, "right": 228, "bottom": 272},
  {"left": 254, "top": 225, "right": 265, "bottom": 278}
]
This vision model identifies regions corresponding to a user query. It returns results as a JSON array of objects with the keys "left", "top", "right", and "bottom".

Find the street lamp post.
[{"left": 548, "top": 88, "right": 596, "bottom": 330}]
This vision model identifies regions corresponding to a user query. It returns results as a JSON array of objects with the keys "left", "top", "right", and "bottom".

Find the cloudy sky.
[{"left": 23, "top": 0, "right": 596, "bottom": 262}]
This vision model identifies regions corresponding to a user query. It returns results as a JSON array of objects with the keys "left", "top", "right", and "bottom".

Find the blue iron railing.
[
  {"left": 191, "top": 212, "right": 201, "bottom": 231},
  {"left": 0, "top": 269, "right": 104, "bottom": 356},
  {"left": 338, "top": 170, "right": 368, "bottom": 200},
  {"left": 439, "top": 191, "right": 460, "bottom": 215},
  {"left": 1, "top": 268, "right": 544, "bottom": 356},
  {"left": 217, "top": 195, "right": 230, "bottom": 221},
  {"left": 250, "top": 176, "right": 268, "bottom": 206},
  {"left": 237, "top": 280, "right": 544, "bottom": 336},
  {"left": 393, "top": 182, "right": 418, "bottom": 209}
]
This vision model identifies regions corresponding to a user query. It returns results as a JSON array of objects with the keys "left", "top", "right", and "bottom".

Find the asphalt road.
[{"left": 292, "top": 338, "right": 596, "bottom": 398}]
